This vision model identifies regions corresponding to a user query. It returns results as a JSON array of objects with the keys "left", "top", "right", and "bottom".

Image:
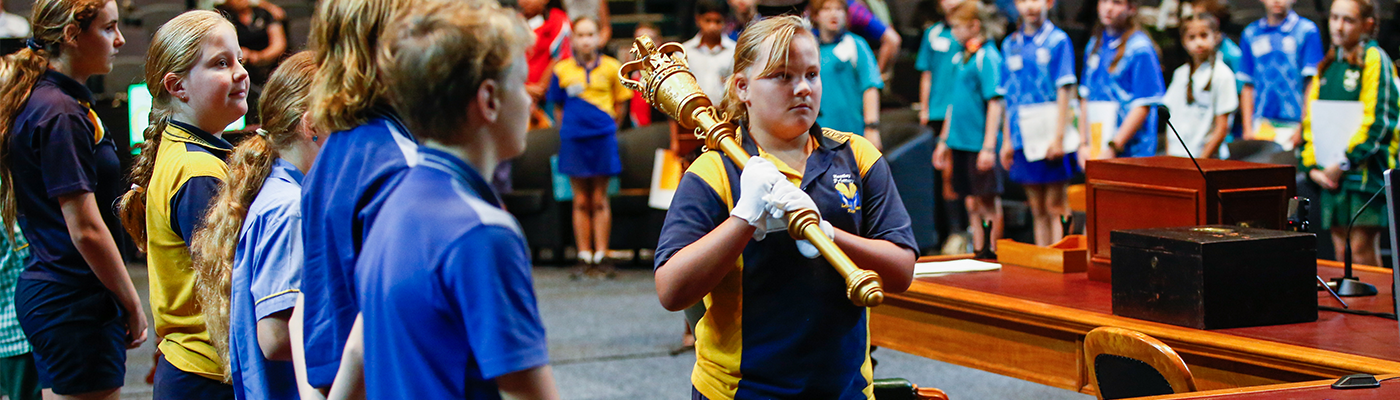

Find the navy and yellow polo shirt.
[
  {"left": 146, "top": 121, "right": 232, "bottom": 380},
  {"left": 8, "top": 70, "right": 124, "bottom": 288},
  {"left": 655, "top": 125, "right": 917, "bottom": 399}
]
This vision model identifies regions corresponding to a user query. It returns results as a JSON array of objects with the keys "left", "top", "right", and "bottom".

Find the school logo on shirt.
[
  {"left": 833, "top": 174, "right": 860, "bottom": 213},
  {"left": 1344, "top": 69, "right": 1361, "bottom": 92}
]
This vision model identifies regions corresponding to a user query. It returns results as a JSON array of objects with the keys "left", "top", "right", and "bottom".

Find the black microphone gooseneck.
[
  {"left": 1156, "top": 105, "right": 1209, "bottom": 183},
  {"left": 1333, "top": 185, "right": 1385, "bottom": 296}
]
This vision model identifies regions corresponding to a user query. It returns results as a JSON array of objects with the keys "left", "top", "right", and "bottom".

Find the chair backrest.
[{"left": 1084, "top": 327, "right": 1197, "bottom": 400}]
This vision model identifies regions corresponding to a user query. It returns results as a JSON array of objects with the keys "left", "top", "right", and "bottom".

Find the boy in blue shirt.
[
  {"left": 358, "top": 1, "right": 557, "bottom": 399},
  {"left": 1237, "top": 0, "right": 1323, "bottom": 148},
  {"left": 933, "top": 0, "right": 1005, "bottom": 252},
  {"left": 812, "top": 0, "right": 884, "bottom": 147}
]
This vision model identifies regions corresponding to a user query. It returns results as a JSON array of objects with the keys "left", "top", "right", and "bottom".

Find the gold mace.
[{"left": 619, "top": 36, "right": 884, "bottom": 307}]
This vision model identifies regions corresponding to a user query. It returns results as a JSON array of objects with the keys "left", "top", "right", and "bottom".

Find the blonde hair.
[
  {"left": 947, "top": 1, "right": 1004, "bottom": 43},
  {"left": 118, "top": 10, "right": 231, "bottom": 250},
  {"left": 190, "top": 52, "right": 317, "bottom": 377},
  {"left": 306, "top": 0, "right": 416, "bottom": 134},
  {"left": 380, "top": 0, "right": 532, "bottom": 142},
  {"left": 719, "top": 15, "right": 814, "bottom": 127},
  {"left": 0, "top": 0, "right": 107, "bottom": 245}
]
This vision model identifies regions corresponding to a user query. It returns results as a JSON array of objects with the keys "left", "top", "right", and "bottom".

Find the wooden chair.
[
  {"left": 1084, "top": 327, "right": 1197, "bottom": 400},
  {"left": 872, "top": 378, "right": 950, "bottom": 400}
]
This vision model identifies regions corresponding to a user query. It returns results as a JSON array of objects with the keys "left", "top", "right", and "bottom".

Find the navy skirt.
[
  {"left": 15, "top": 278, "right": 126, "bottom": 394},
  {"left": 1008, "top": 150, "right": 1079, "bottom": 185},
  {"left": 559, "top": 133, "right": 621, "bottom": 178}
]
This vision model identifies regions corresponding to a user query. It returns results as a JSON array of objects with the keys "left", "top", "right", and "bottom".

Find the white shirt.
[
  {"left": 683, "top": 35, "right": 736, "bottom": 101},
  {"left": 1163, "top": 55, "right": 1239, "bottom": 159},
  {"left": 0, "top": 12, "right": 29, "bottom": 39}
]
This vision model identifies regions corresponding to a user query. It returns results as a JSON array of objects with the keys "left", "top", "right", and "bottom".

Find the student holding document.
[{"left": 1299, "top": 0, "right": 1398, "bottom": 267}]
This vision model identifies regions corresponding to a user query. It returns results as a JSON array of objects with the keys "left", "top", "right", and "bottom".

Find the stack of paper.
[{"left": 913, "top": 259, "right": 1002, "bottom": 277}]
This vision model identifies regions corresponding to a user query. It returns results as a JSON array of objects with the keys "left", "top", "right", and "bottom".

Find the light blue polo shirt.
[
  {"left": 358, "top": 147, "right": 548, "bottom": 400},
  {"left": 230, "top": 158, "right": 304, "bottom": 400},
  {"left": 817, "top": 32, "right": 883, "bottom": 135},
  {"left": 915, "top": 23, "right": 962, "bottom": 122},
  {"left": 1237, "top": 11, "right": 1324, "bottom": 123},
  {"left": 300, "top": 109, "right": 417, "bottom": 387},
  {"left": 998, "top": 21, "right": 1077, "bottom": 150},
  {"left": 1079, "top": 30, "right": 1165, "bottom": 158},
  {"left": 945, "top": 44, "right": 1004, "bottom": 152}
]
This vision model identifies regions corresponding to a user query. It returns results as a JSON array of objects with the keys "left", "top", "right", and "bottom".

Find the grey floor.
[{"left": 117, "top": 263, "right": 1094, "bottom": 399}]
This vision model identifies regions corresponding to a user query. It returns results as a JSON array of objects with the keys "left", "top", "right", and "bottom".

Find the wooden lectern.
[{"left": 1084, "top": 156, "right": 1295, "bottom": 282}]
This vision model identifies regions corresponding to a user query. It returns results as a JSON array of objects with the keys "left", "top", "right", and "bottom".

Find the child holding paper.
[
  {"left": 1238, "top": 0, "right": 1324, "bottom": 149},
  {"left": 1162, "top": 12, "right": 1237, "bottom": 159},
  {"left": 997, "top": 0, "right": 1078, "bottom": 246},
  {"left": 1300, "top": 0, "right": 1397, "bottom": 266},
  {"left": 1078, "top": 0, "right": 1165, "bottom": 160}
]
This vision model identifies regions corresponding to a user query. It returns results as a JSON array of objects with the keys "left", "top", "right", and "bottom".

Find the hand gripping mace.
[{"left": 619, "top": 36, "right": 884, "bottom": 307}]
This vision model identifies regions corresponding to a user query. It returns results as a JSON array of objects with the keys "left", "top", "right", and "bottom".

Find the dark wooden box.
[
  {"left": 1110, "top": 225, "right": 1317, "bottom": 330},
  {"left": 1086, "top": 156, "right": 1295, "bottom": 282}
]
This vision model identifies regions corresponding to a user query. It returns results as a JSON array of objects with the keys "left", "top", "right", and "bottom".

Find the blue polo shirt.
[
  {"left": 357, "top": 147, "right": 548, "bottom": 400},
  {"left": 7, "top": 70, "right": 123, "bottom": 288},
  {"left": 999, "top": 21, "right": 1077, "bottom": 150},
  {"left": 817, "top": 32, "right": 883, "bottom": 135},
  {"left": 1079, "top": 30, "right": 1165, "bottom": 158},
  {"left": 230, "top": 158, "right": 304, "bottom": 400},
  {"left": 915, "top": 23, "right": 962, "bottom": 122},
  {"left": 1238, "top": 11, "right": 1324, "bottom": 123},
  {"left": 300, "top": 110, "right": 417, "bottom": 387},
  {"left": 656, "top": 125, "right": 916, "bottom": 399},
  {"left": 945, "top": 44, "right": 1004, "bottom": 152}
]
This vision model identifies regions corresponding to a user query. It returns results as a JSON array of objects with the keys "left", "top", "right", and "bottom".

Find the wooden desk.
[
  {"left": 871, "top": 257, "right": 1400, "bottom": 396},
  {"left": 1137, "top": 375, "right": 1400, "bottom": 399}
]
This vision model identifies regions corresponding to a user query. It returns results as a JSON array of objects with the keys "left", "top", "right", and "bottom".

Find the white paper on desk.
[
  {"left": 1085, "top": 101, "right": 1119, "bottom": 159},
  {"left": 913, "top": 259, "right": 1002, "bottom": 276},
  {"left": 1018, "top": 102, "right": 1081, "bottom": 162},
  {"left": 1309, "top": 100, "right": 1365, "bottom": 168}
]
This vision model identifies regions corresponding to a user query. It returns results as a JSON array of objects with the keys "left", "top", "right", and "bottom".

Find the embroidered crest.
[
  {"left": 1344, "top": 69, "right": 1361, "bottom": 92},
  {"left": 833, "top": 173, "right": 860, "bottom": 213}
]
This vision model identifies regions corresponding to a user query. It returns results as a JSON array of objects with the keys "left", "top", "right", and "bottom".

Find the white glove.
[
  {"left": 764, "top": 181, "right": 833, "bottom": 258},
  {"left": 732, "top": 157, "right": 784, "bottom": 231}
]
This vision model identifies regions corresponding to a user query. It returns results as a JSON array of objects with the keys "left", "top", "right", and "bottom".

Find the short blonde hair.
[
  {"left": 379, "top": 0, "right": 532, "bottom": 142},
  {"left": 306, "top": 0, "right": 416, "bottom": 134},
  {"left": 719, "top": 15, "right": 814, "bottom": 126}
]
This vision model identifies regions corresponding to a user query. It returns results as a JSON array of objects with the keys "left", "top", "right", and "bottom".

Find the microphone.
[
  {"left": 1156, "top": 104, "right": 1208, "bottom": 183},
  {"left": 1333, "top": 185, "right": 1384, "bottom": 296}
]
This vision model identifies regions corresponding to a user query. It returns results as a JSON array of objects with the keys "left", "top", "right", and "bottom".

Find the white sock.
[
  {"left": 592, "top": 250, "right": 606, "bottom": 264},
  {"left": 578, "top": 250, "right": 593, "bottom": 264}
]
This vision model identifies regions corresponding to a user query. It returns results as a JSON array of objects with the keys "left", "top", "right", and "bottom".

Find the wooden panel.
[
  {"left": 1216, "top": 186, "right": 1289, "bottom": 229},
  {"left": 872, "top": 256, "right": 1400, "bottom": 395}
]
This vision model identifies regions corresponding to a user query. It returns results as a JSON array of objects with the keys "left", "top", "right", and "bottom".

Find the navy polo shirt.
[
  {"left": 357, "top": 147, "right": 547, "bottom": 399},
  {"left": 7, "top": 70, "right": 123, "bottom": 287},
  {"left": 299, "top": 110, "right": 417, "bottom": 387},
  {"left": 655, "top": 124, "right": 916, "bottom": 399}
]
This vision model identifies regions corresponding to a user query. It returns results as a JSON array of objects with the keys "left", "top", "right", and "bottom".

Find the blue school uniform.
[
  {"left": 7, "top": 70, "right": 127, "bottom": 395},
  {"left": 944, "top": 43, "right": 1004, "bottom": 152},
  {"left": 229, "top": 159, "right": 304, "bottom": 400},
  {"left": 915, "top": 23, "right": 962, "bottom": 122},
  {"left": 1079, "top": 30, "right": 1165, "bottom": 158},
  {"left": 1237, "top": 11, "right": 1324, "bottom": 123},
  {"left": 357, "top": 148, "right": 548, "bottom": 400},
  {"left": 548, "top": 55, "right": 631, "bottom": 178},
  {"left": 999, "top": 21, "right": 1079, "bottom": 184},
  {"left": 656, "top": 125, "right": 916, "bottom": 400},
  {"left": 300, "top": 110, "right": 417, "bottom": 388},
  {"left": 817, "top": 31, "right": 883, "bottom": 135}
]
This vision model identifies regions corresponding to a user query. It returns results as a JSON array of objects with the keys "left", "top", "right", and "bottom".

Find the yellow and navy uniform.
[
  {"left": 1301, "top": 40, "right": 1400, "bottom": 229},
  {"left": 547, "top": 55, "right": 632, "bottom": 138},
  {"left": 146, "top": 121, "right": 232, "bottom": 380},
  {"left": 655, "top": 125, "right": 917, "bottom": 399}
]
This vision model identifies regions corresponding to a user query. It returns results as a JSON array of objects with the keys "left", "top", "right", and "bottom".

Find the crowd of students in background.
[{"left": 0, "top": 0, "right": 1397, "bottom": 399}]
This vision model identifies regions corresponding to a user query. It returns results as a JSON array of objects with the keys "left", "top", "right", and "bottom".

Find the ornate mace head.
[{"left": 618, "top": 36, "right": 729, "bottom": 140}]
